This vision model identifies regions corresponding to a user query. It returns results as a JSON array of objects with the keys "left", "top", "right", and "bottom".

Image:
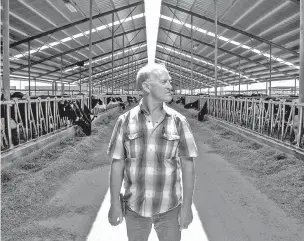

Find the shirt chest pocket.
[
  {"left": 161, "top": 133, "right": 180, "bottom": 159},
  {"left": 124, "top": 132, "right": 143, "bottom": 158}
]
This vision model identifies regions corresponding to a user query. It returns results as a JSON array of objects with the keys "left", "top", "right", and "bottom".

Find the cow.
[
  {"left": 176, "top": 97, "right": 185, "bottom": 105},
  {"left": 127, "top": 96, "right": 133, "bottom": 105},
  {"left": 263, "top": 97, "right": 280, "bottom": 114},
  {"left": 184, "top": 100, "right": 199, "bottom": 110},
  {"left": 67, "top": 100, "right": 92, "bottom": 136},
  {"left": 283, "top": 99, "right": 301, "bottom": 145},
  {"left": 1, "top": 92, "right": 28, "bottom": 148},
  {"left": 198, "top": 100, "right": 208, "bottom": 122},
  {"left": 106, "top": 97, "right": 118, "bottom": 109},
  {"left": 91, "top": 97, "right": 106, "bottom": 114},
  {"left": 1, "top": 104, "right": 20, "bottom": 149},
  {"left": 1, "top": 95, "right": 94, "bottom": 150},
  {"left": 127, "top": 96, "right": 138, "bottom": 105},
  {"left": 114, "top": 97, "right": 126, "bottom": 111},
  {"left": 1, "top": 98, "right": 41, "bottom": 149}
]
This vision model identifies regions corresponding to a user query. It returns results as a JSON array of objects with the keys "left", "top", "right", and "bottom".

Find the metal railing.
[
  {"left": 1, "top": 96, "right": 86, "bottom": 152},
  {"left": 1, "top": 94, "right": 140, "bottom": 153},
  {"left": 174, "top": 95, "right": 304, "bottom": 151}
]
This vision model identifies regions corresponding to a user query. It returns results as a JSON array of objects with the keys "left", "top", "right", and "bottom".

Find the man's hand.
[
  {"left": 178, "top": 204, "right": 193, "bottom": 231},
  {"left": 108, "top": 202, "right": 124, "bottom": 226}
]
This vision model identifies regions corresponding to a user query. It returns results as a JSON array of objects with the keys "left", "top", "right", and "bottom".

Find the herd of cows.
[
  {"left": 175, "top": 94, "right": 300, "bottom": 123},
  {"left": 174, "top": 93, "right": 302, "bottom": 146},
  {"left": 1, "top": 92, "right": 302, "bottom": 151},
  {"left": 1, "top": 93, "right": 138, "bottom": 151}
]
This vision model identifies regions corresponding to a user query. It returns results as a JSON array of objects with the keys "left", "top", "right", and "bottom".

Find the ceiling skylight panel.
[
  {"left": 61, "top": 37, "right": 73, "bottom": 42},
  {"left": 160, "top": 15, "right": 299, "bottom": 70},
  {"left": 156, "top": 45, "right": 256, "bottom": 82},
  {"left": 11, "top": 13, "right": 145, "bottom": 60},
  {"left": 145, "top": 0, "right": 162, "bottom": 63},
  {"left": 74, "top": 33, "right": 84, "bottom": 38}
]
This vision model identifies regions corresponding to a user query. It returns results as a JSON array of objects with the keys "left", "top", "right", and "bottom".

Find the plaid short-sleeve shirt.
[{"left": 107, "top": 100, "right": 198, "bottom": 217}]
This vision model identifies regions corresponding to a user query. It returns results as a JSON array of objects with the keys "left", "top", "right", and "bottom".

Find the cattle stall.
[
  {"left": 175, "top": 95, "right": 304, "bottom": 152},
  {"left": 1, "top": 94, "right": 140, "bottom": 153},
  {"left": 1, "top": 96, "right": 88, "bottom": 151}
]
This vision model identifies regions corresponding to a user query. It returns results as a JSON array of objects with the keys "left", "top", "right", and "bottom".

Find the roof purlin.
[
  {"left": 35, "top": 41, "right": 146, "bottom": 79},
  {"left": 10, "top": 1, "right": 144, "bottom": 48},
  {"left": 11, "top": 27, "right": 145, "bottom": 73},
  {"left": 162, "top": 2, "right": 299, "bottom": 57}
]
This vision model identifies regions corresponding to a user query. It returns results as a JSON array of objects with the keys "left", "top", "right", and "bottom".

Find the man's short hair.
[{"left": 136, "top": 63, "right": 168, "bottom": 90}]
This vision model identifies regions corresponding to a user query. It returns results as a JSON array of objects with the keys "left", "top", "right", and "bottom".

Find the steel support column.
[
  {"left": 88, "top": 0, "right": 93, "bottom": 109},
  {"left": 0, "top": 0, "right": 1, "bottom": 94},
  {"left": 28, "top": 41, "right": 31, "bottom": 96},
  {"left": 135, "top": 60, "right": 137, "bottom": 92},
  {"left": 128, "top": 57, "right": 130, "bottom": 94},
  {"left": 238, "top": 59, "right": 241, "bottom": 94},
  {"left": 300, "top": 0, "right": 304, "bottom": 103},
  {"left": 100, "top": 79, "right": 102, "bottom": 95},
  {"left": 179, "top": 36, "right": 182, "bottom": 94},
  {"left": 132, "top": 56, "right": 134, "bottom": 95},
  {"left": 214, "top": 0, "right": 218, "bottom": 97},
  {"left": 2, "top": 0, "right": 10, "bottom": 100},
  {"left": 122, "top": 35, "right": 125, "bottom": 95},
  {"left": 52, "top": 80, "right": 56, "bottom": 95},
  {"left": 60, "top": 55, "right": 63, "bottom": 95},
  {"left": 190, "top": 15, "right": 193, "bottom": 95},
  {"left": 266, "top": 82, "right": 268, "bottom": 95},
  {"left": 112, "top": 13, "right": 114, "bottom": 95},
  {"left": 269, "top": 44, "right": 272, "bottom": 96},
  {"left": 79, "top": 67, "right": 82, "bottom": 93}
]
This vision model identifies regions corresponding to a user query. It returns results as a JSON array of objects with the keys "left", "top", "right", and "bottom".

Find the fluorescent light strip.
[
  {"left": 97, "top": 72, "right": 129, "bottom": 84},
  {"left": 79, "top": 58, "right": 147, "bottom": 82},
  {"left": 10, "top": 74, "right": 58, "bottom": 82},
  {"left": 162, "top": 60, "right": 213, "bottom": 82},
  {"left": 64, "top": 44, "right": 147, "bottom": 72},
  {"left": 160, "top": 15, "right": 299, "bottom": 70},
  {"left": 157, "top": 45, "right": 258, "bottom": 83},
  {"left": 11, "top": 13, "right": 145, "bottom": 60},
  {"left": 161, "top": 60, "right": 228, "bottom": 85}
]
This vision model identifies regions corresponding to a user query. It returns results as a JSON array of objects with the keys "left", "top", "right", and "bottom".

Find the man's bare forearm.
[
  {"left": 110, "top": 159, "right": 125, "bottom": 205},
  {"left": 180, "top": 157, "right": 195, "bottom": 208}
]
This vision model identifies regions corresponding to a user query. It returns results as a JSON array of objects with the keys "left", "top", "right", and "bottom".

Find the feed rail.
[
  {"left": 176, "top": 95, "right": 303, "bottom": 151},
  {"left": 1, "top": 96, "right": 88, "bottom": 152},
  {"left": 0, "top": 94, "right": 140, "bottom": 153}
]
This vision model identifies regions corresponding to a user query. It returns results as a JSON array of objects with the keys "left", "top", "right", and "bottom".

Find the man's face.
[{"left": 148, "top": 70, "right": 173, "bottom": 102}]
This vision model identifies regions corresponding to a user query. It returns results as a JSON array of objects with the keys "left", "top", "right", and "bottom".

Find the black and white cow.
[
  {"left": 176, "top": 97, "right": 185, "bottom": 105},
  {"left": 184, "top": 100, "right": 199, "bottom": 110},
  {"left": 198, "top": 100, "right": 208, "bottom": 122}
]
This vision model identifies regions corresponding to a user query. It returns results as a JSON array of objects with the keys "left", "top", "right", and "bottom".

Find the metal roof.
[
  {"left": 2, "top": 0, "right": 145, "bottom": 87},
  {"left": 1, "top": 0, "right": 301, "bottom": 90},
  {"left": 157, "top": 0, "right": 300, "bottom": 89}
]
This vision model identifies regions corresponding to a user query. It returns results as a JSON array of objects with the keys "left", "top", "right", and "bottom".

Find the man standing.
[{"left": 107, "top": 63, "right": 198, "bottom": 241}]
